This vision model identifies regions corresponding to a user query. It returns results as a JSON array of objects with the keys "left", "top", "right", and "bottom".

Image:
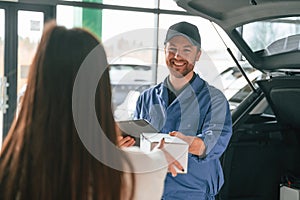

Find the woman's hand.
[
  {"left": 115, "top": 123, "right": 135, "bottom": 147},
  {"left": 117, "top": 135, "right": 136, "bottom": 147},
  {"left": 157, "top": 138, "right": 184, "bottom": 177}
]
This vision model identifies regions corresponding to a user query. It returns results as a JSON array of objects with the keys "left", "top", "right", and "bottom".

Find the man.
[{"left": 134, "top": 21, "right": 232, "bottom": 200}]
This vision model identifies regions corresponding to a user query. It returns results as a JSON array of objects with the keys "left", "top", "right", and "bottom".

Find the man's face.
[{"left": 165, "top": 35, "right": 201, "bottom": 78}]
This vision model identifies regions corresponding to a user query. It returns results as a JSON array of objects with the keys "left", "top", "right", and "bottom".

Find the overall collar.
[{"left": 159, "top": 73, "right": 205, "bottom": 105}]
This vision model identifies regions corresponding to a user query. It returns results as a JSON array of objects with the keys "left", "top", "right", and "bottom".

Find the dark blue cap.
[{"left": 164, "top": 21, "right": 201, "bottom": 48}]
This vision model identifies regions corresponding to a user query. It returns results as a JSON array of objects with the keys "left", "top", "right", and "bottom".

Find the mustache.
[{"left": 170, "top": 58, "right": 188, "bottom": 64}]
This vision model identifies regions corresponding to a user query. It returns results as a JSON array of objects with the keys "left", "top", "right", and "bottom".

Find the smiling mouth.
[{"left": 171, "top": 59, "right": 187, "bottom": 67}]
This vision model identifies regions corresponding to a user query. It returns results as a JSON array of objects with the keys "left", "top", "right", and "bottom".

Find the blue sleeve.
[
  {"left": 133, "top": 95, "right": 142, "bottom": 120},
  {"left": 195, "top": 88, "right": 232, "bottom": 162}
]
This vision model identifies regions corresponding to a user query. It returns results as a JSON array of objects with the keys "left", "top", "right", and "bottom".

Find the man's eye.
[
  {"left": 169, "top": 48, "right": 177, "bottom": 52},
  {"left": 183, "top": 49, "right": 191, "bottom": 53}
]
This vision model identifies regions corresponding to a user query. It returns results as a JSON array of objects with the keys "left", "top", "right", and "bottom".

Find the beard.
[{"left": 166, "top": 58, "right": 194, "bottom": 78}]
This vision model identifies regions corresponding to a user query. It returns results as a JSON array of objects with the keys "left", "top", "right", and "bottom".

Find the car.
[
  {"left": 219, "top": 63, "right": 262, "bottom": 110},
  {"left": 109, "top": 64, "right": 154, "bottom": 120},
  {"left": 176, "top": 0, "right": 300, "bottom": 200}
]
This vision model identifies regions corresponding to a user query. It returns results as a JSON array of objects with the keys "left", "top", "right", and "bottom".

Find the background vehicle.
[
  {"left": 219, "top": 63, "right": 262, "bottom": 110},
  {"left": 176, "top": 0, "right": 300, "bottom": 199},
  {"left": 109, "top": 64, "right": 153, "bottom": 120}
]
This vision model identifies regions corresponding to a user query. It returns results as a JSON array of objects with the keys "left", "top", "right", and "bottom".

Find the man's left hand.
[{"left": 169, "top": 131, "right": 206, "bottom": 156}]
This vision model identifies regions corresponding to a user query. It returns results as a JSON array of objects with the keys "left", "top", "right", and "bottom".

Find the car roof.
[{"left": 176, "top": 0, "right": 300, "bottom": 72}]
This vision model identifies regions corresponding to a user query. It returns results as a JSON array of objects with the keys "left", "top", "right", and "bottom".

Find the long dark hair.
[{"left": 0, "top": 21, "right": 134, "bottom": 200}]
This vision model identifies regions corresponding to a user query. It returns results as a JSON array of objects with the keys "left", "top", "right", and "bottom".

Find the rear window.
[{"left": 239, "top": 16, "right": 300, "bottom": 55}]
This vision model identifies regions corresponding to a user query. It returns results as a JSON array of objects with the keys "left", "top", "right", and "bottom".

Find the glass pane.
[
  {"left": 103, "top": 0, "right": 156, "bottom": 8},
  {"left": 56, "top": 5, "right": 102, "bottom": 40},
  {"left": 159, "top": 0, "right": 185, "bottom": 11},
  {"left": 102, "top": 9, "right": 156, "bottom": 120},
  {"left": 0, "top": 9, "right": 4, "bottom": 149},
  {"left": 17, "top": 10, "right": 44, "bottom": 105},
  {"left": 240, "top": 16, "right": 300, "bottom": 55},
  {"left": 102, "top": 9, "right": 156, "bottom": 65}
]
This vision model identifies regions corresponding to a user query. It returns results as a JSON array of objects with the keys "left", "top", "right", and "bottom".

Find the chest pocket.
[{"left": 176, "top": 96, "right": 202, "bottom": 136}]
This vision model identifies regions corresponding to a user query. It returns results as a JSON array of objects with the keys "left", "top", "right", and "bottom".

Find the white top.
[{"left": 122, "top": 147, "right": 168, "bottom": 200}]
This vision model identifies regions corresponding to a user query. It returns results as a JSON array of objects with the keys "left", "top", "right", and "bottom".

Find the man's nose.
[{"left": 174, "top": 50, "right": 181, "bottom": 58}]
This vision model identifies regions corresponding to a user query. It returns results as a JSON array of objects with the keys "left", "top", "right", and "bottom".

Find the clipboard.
[{"left": 116, "top": 119, "right": 158, "bottom": 146}]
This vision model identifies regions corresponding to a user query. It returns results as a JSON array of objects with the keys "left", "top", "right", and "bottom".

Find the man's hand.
[
  {"left": 157, "top": 138, "right": 184, "bottom": 177},
  {"left": 169, "top": 131, "right": 206, "bottom": 156},
  {"left": 117, "top": 135, "right": 136, "bottom": 147}
]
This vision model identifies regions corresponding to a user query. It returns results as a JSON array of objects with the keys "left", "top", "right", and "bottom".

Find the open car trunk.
[
  {"left": 175, "top": 1, "right": 300, "bottom": 199},
  {"left": 220, "top": 90, "right": 300, "bottom": 199}
]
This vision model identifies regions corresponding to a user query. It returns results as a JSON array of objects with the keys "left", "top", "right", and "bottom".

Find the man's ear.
[{"left": 196, "top": 50, "right": 202, "bottom": 61}]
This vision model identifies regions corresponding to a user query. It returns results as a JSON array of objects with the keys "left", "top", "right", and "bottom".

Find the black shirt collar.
[{"left": 166, "top": 72, "right": 197, "bottom": 105}]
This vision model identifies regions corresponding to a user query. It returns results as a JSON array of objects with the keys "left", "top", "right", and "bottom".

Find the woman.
[{"left": 0, "top": 21, "right": 182, "bottom": 200}]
